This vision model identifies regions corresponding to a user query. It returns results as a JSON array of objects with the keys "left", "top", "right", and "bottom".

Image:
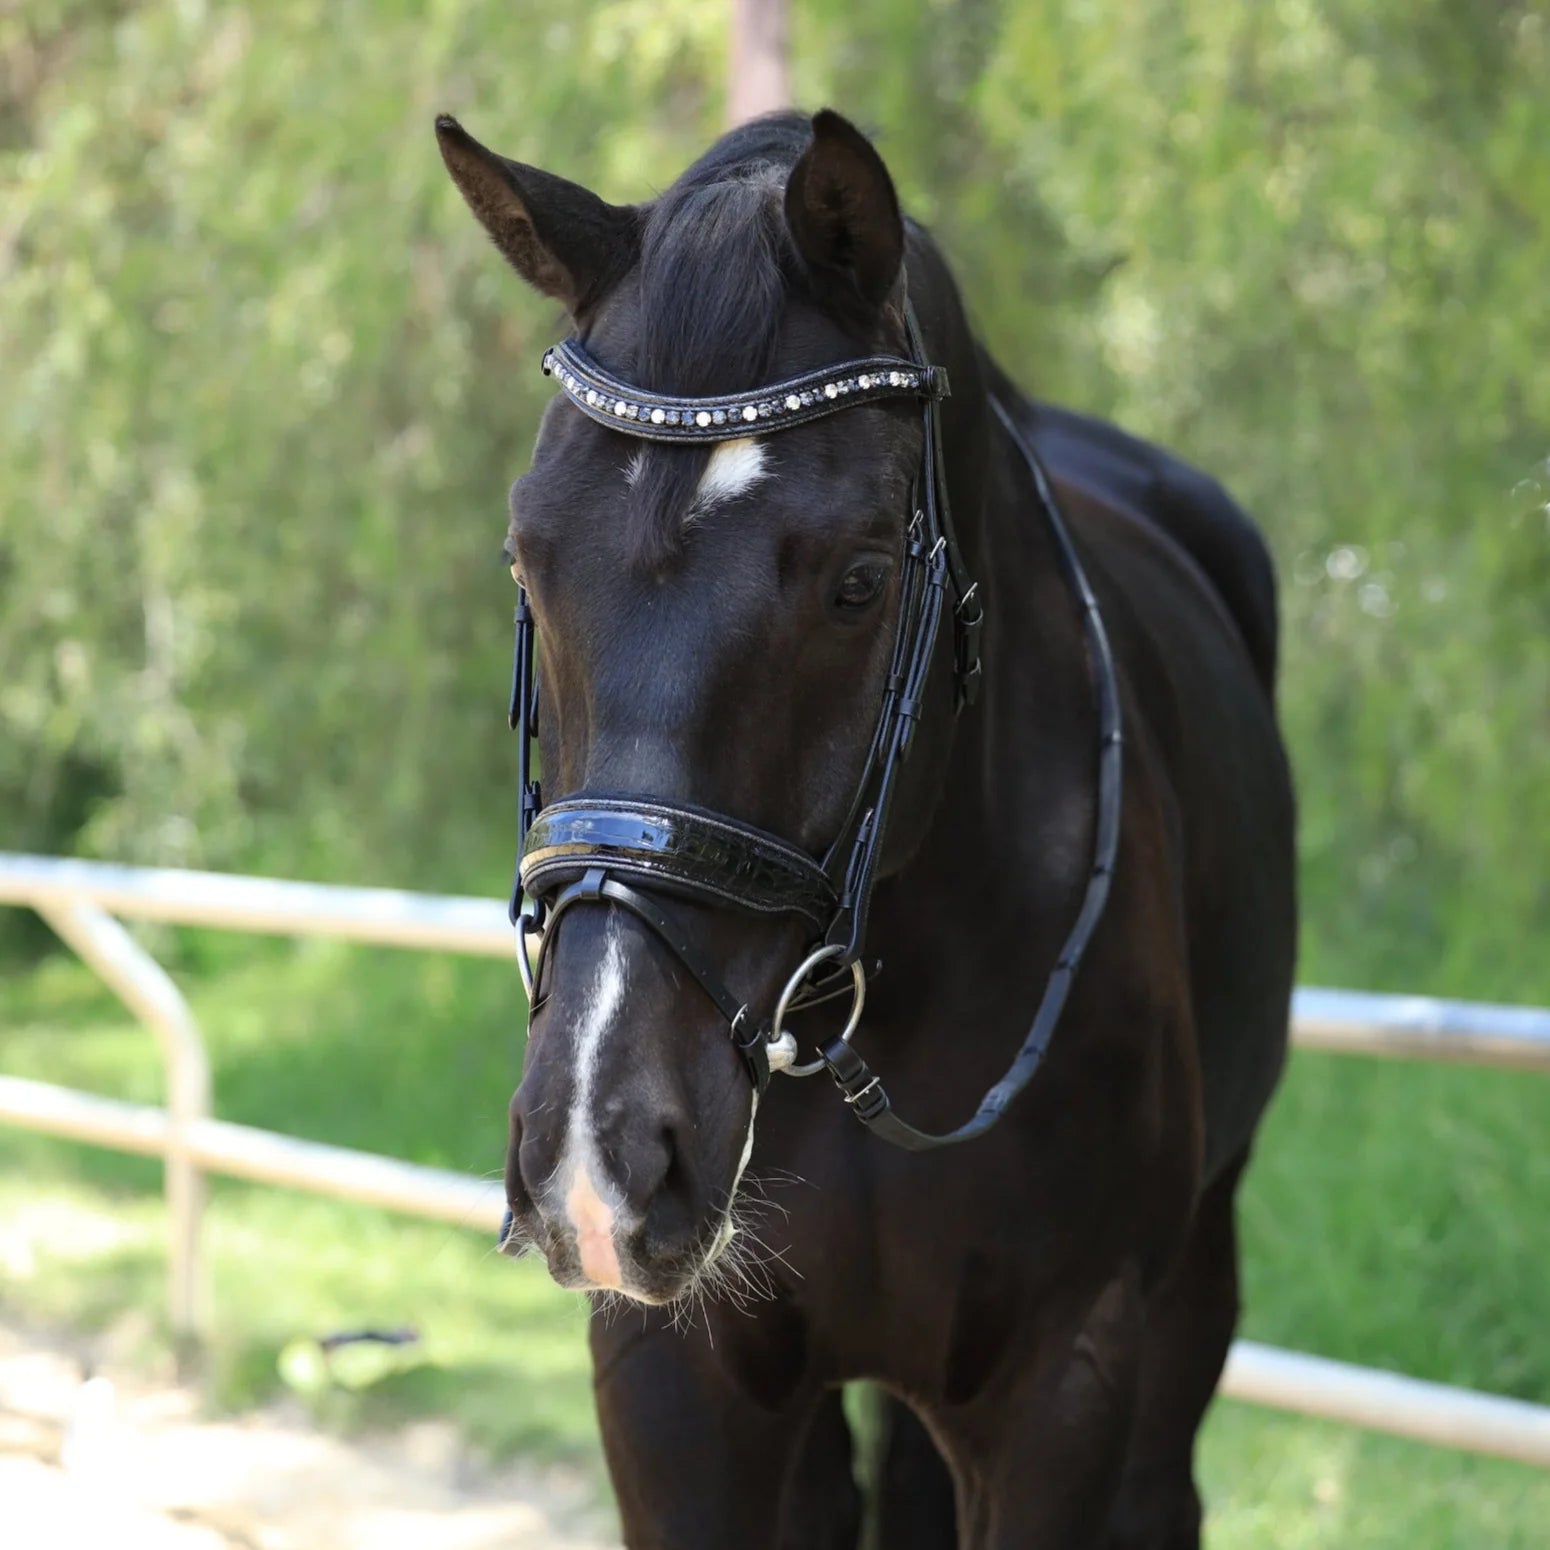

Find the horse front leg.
[
  {"left": 591, "top": 1307, "right": 861, "bottom": 1550},
  {"left": 935, "top": 1265, "right": 1146, "bottom": 1550},
  {"left": 875, "top": 1392, "right": 959, "bottom": 1547},
  {"left": 1104, "top": 1149, "right": 1251, "bottom": 1550}
]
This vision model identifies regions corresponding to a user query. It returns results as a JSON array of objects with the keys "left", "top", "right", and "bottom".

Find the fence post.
[{"left": 36, "top": 900, "right": 210, "bottom": 1348}]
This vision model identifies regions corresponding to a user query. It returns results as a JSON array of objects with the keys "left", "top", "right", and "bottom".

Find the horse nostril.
[
  {"left": 515, "top": 1123, "right": 561, "bottom": 1212},
  {"left": 516, "top": 1150, "right": 540, "bottom": 1202},
  {"left": 648, "top": 1116, "right": 705, "bottom": 1237},
  {"left": 658, "top": 1119, "right": 687, "bottom": 1196},
  {"left": 602, "top": 1113, "right": 683, "bottom": 1217},
  {"left": 497, "top": 1206, "right": 523, "bottom": 1257}
]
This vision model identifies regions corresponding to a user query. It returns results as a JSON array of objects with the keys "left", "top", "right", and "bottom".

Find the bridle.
[{"left": 505, "top": 300, "right": 1122, "bottom": 1153}]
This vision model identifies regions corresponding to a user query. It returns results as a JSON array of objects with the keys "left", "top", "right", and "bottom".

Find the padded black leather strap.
[
  {"left": 903, "top": 299, "right": 981, "bottom": 710},
  {"left": 521, "top": 798, "right": 836, "bottom": 928},
  {"left": 543, "top": 338, "right": 949, "bottom": 444}
]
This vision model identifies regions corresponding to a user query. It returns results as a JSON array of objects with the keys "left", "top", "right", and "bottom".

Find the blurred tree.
[
  {"left": 1, "top": 0, "right": 722, "bottom": 890},
  {"left": 729, "top": 0, "right": 791, "bottom": 125},
  {"left": 811, "top": 0, "right": 1550, "bottom": 997},
  {"left": 2, "top": 1, "right": 1546, "bottom": 997}
]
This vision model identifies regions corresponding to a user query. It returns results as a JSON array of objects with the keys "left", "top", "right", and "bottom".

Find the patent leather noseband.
[
  {"left": 506, "top": 299, "right": 1122, "bottom": 1147},
  {"left": 522, "top": 798, "right": 837, "bottom": 929}
]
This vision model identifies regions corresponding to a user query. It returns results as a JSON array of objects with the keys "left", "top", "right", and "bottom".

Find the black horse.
[{"left": 436, "top": 108, "right": 1296, "bottom": 1550}]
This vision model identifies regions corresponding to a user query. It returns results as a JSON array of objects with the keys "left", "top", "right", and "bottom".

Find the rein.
[
  {"left": 818, "top": 396, "right": 1123, "bottom": 1149},
  {"left": 504, "top": 304, "right": 1121, "bottom": 1151}
]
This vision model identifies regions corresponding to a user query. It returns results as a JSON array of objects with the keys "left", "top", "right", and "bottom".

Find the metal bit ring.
[{"left": 768, "top": 944, "right": 867, "bottom": 1078}]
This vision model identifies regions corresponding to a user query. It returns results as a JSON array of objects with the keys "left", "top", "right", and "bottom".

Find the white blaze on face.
[
  {"left": 566, "top": 1163, "right": 623, "bottom": 1289},
  {"left": 558, "top": 922, "right": 628, "bottom": 1290},
  {"left": 691, "top": 437, "right": 768, "bottom": 514},
  {"left": 707, "top": 1090, "right": 759, "bottom": 1264},
  {"left": 732, "top": 1091, "right": 759, "bottom": 1196}
]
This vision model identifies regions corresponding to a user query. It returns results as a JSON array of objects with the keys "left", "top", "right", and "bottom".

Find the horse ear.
[
  {"left": 784, "top": 110, "right": 905, "bottom": 316},
  {"left": 435, "top": 115, "right": 640, "bottom": 315}
]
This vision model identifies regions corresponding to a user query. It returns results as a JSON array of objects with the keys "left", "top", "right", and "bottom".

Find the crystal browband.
[{"left": 541, "top": 337, "right": 950, "bottom": 443}]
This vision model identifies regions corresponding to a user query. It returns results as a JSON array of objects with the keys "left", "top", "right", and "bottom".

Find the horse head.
[{"left": 437, "top": 110, "right": 977, "bottom": 1304}]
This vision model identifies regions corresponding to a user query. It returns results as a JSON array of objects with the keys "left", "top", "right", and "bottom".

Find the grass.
[{"left": 2, "top": 934, "right": 1547, "bottom": 1544}]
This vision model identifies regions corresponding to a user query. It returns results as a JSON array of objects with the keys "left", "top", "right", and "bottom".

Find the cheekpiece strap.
[{"left": 541, "top": 338, "right": 950, "bottom": 443}]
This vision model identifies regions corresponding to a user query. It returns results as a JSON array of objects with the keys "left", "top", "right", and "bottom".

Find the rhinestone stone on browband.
[{"left": 541, "top": 337, "right": 949, "bottom": 444}]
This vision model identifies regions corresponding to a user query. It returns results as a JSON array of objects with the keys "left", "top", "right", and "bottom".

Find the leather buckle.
[
  {"left": 820, "top": 1037, "right": 889, "bottom": 1121},
  {"left": 954, "top": 582, "right": 984, "bottom": 711},
  {"left": 955, "top": 655, "right": 983, "bottom": 711},
  {"left": 729, "top": 1005, "right": 765, "bottom": 1053}
]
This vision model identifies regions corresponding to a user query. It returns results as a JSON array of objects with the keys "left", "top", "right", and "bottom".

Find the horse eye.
[{"left": 835, "top": 561, "right": 887, "bottom": 610}]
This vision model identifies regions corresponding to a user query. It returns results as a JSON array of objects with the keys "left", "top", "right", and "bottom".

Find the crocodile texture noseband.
[{"left": 521, "top": 799, "right": 837, "bottom": 929}]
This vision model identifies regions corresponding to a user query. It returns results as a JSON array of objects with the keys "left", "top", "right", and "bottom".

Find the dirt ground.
[{"left": 0, "top": 1319, "right": 619, "bottom": 1550}]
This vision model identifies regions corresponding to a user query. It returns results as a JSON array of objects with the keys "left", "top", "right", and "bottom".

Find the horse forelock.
[{"left": 615, "top": 118, "right": 809, "bottom": 568}]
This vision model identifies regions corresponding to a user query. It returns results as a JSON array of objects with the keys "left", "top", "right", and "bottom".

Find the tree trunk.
[{"left": 727, "top": 0, "right": 791, "bottom": 127}]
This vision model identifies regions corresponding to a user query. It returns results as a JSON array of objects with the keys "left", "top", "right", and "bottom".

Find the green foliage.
[
  {"left": 2, "top": 4, "right": 1548, "bottom": 1536},
  {"left": 4, "top": 0, "right": 1547, "bottom": 996},
  {"left": 804, "top": 0, "right": 1550, "bottom": 998},
  {"left": 1, "top": 0, "right": 722, "bottom": 886}
]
